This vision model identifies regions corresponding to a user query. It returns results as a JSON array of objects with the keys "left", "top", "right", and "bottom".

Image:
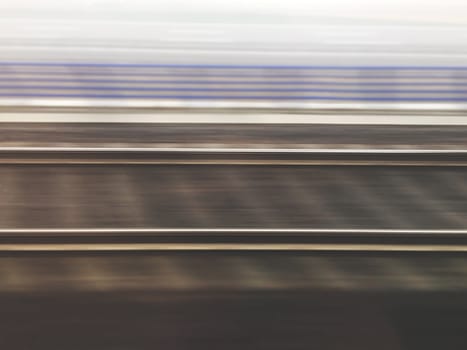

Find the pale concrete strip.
[
  {"left": 1, "top": 113, "right": 467, "bottom": 125},
  {"left": 0, "top": 98, "right": 464, "bottom": 112}
]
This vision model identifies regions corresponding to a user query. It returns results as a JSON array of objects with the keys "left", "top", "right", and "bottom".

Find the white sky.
[{"left": 0, "top": 0, "right": 466, "bottom": 24}]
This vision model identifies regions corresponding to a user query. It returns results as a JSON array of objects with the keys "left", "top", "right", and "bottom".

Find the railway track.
[
  {"left": 0, "top": 134, "right": 465, "bottom": 350},
  {"left": 0, "top": 228, "right": 467, "bottom": 252},
  {"left": 1, "top": 147, "right": 467, "bottom": 165},
  {"left": 0, "top": 146, "right": 466, "bottom": 252},
  {"left": 0, "top": 147, "right": 466, "bottom": 350}
]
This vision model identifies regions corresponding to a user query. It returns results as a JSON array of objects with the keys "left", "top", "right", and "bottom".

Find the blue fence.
[{"left": 1, "top": 62, "right": 467, "bottom": 103}]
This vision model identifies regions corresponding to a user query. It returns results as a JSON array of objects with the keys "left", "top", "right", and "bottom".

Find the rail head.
[
  {"left": 0, "top": 228, "right": 466, "bottom": 252},
  {"left": 0, "top": 147, "right": 466, "bottom": 165}
]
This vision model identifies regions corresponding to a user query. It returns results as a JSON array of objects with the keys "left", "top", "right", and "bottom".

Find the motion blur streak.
[
  {"left": 2, "top": 1, "right": 467, "bottom": 350},
  {"left": 2, "top": 1, "right": 467, "bottom": 113}
]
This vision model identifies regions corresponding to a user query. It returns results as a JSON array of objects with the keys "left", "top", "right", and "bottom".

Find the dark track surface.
[
  {"left": 0, "top": 164, "right": 466, "bottom": 229},
  {"left": 1, "top": 123, "right": 467, "bottom": 349},
  {"left": 0, "top": 251, "right": 466, "bottom": 292},
  {"left": 1, "top": 289, "right": 467, "bottom": 350},
  {"left": 2, "top": 123, "right": 467, "bottom": 149},
  {"left": 1, "top": 251, "right": 467, "bottom": 349}
]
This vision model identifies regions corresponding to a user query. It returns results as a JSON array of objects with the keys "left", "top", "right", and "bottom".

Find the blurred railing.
[{"left": 2, "top": 62, "right": 467, "bottom": 111}]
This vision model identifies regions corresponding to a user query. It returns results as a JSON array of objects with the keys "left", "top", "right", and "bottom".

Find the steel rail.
[
  {"left": 0, "top": 228, "right": 467, "bottom": 252},
  {"left": 0, "top": 147, "right": 467, "bottom": 165}
]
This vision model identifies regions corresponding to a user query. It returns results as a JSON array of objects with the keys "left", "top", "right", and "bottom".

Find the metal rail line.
[
  {"left": 1, "top": 147, "right": 467, "bottom": 165},
  {"left": 1, "top": 228, "right": 467, "bottom": 252}
]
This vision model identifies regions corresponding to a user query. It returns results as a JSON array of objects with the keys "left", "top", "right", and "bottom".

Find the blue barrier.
[{"left": 0, "top": 62, "right": 466, "bottom": 103}]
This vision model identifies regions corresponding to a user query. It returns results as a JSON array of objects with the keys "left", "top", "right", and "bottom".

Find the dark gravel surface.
[
  {"left": 2, "top": 123, "right": 467, "bottom": 149},
  {"left": 0, "top": 164, "right": 466, "bottom": 229},
  {"left": 0, "top": 288, "right": 466, "bottom": 350}
]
